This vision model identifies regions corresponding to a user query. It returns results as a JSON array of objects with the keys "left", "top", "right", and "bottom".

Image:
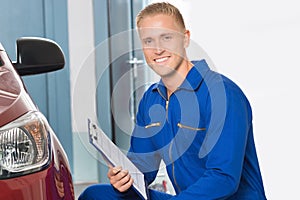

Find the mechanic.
[{"left": 79, "top": 2, "right": 267, "bottom": 199}]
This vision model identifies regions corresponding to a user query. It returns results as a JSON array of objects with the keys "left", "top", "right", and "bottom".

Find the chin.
[{"left": 154, "top": 68, "right": 176, "bottom": 78}]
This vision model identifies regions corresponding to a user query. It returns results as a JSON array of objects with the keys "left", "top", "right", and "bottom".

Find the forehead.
[{"left": 138, "top": 14, "right": 183, "bottom": 38}]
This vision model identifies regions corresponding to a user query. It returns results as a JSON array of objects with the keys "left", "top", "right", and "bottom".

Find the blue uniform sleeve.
[
  {"left": 171, "top": 81, "right": 252, "bottom": 199},
  {"left": 127, "top": 92, "right": 161, "bottom": 185}
]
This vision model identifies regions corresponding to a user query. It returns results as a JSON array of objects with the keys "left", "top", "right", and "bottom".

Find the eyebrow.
[
  {"left": 141, "top": 32, "right": 174, "bottom": 40},
  {"left": 160, "top": 33, "right": 173, "bottom": 37},
  {"left": 142, "top": 36, "right": 152, "bottom": 40}
]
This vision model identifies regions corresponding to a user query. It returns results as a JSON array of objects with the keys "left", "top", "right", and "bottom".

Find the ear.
[{"left": 183, "top": 30, "right": 191, "bottom": 48}]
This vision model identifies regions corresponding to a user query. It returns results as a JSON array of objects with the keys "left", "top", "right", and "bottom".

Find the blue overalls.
[{"left": 79, "top": 60, "right": 267, "bottom": 200}]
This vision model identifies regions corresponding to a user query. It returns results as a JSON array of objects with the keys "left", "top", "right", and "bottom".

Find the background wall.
[
  {"left": 68, "top": 0, "right": 99, "bottom": 184},
  {"left": 151, "top": 0, "right": 300, "bottom": 199}
]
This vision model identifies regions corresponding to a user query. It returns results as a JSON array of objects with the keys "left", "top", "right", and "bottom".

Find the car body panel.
[
  {"left": 0, "top": 48, "right": 35, "bottom": 127},
  {"left": 0, "top": 39, "right": 74, "bottom": 199}
]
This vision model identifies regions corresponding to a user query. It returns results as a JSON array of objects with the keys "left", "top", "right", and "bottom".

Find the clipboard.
[{"left": 88, "top": 119, "right": 149, "bottom": 200}]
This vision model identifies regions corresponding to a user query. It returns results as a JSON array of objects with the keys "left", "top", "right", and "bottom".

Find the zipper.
[
  {"left": 144, "top": 122, "right": 161, "bottom": 129},
  {"left": 177, "top": 123, "right": 206, "bottom": 131},
  {"left": 157, "top": 88, "right": 169, "bottom": 121},
  {"left": 169, "top": 140, "right": 181, "bottom": 193},
  {"left": 157, "top": 87, "right": 181, "bottom": 191},
  {"left": 165, "top": 100, "right": 169, "bottom": 111}
]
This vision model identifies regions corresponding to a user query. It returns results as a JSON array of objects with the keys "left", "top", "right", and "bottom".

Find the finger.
[
  {"left": 107, "top": 166, "right": 122, "bottom": 178},
  {"left": 115, "top": 176, "right": 134, "bottom": 193},
  {"left": 109, "top": 169, "right": 129, "bottom": 185},
  {"left": 115, "top": 171, "right": 130, "bottom": 185},
  {"left": 112, "top": 167, "right": 122, "bottom": 175}
]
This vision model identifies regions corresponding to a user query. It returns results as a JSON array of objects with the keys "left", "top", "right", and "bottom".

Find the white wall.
[
  {"left": 152, "top": 0, "right": 300, "bottom": 199},
  {"left": 68, "top": 0, "right": 99, "bottom": 183},
  {"left": 68, "top": 0, "right": 97, "bottom": 133}
]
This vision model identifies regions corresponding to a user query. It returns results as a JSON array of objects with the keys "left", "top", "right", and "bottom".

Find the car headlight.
[{"left": 0, "top": 111, "right": 50, "bottom": 179}]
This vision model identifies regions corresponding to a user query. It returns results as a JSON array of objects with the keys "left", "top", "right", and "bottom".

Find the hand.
[{"left": 107, "top": 166, "right": 134, "bottom": 192}]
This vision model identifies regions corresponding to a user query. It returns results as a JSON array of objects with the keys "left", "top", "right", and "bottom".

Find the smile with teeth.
[{"left": 154, "top": 56, "right": 169, "bottom": 63}]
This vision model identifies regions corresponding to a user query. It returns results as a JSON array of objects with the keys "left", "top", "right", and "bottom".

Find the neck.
[{"left": 162, "top": 60, "right": 193, "bottom": 99}]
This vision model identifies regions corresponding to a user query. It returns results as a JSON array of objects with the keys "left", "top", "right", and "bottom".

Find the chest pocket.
[
  {"left": 145, "top": 122, "right": 161, "bottom": 129},
  {"left": 177, "top": 123, "right": 206, "bottom": 131},
  {"left": 144, "top": 121, "right": 172, "bottom": 151},
  {"left": 175, "top": 122, "right": 206, "bottom": 156}
]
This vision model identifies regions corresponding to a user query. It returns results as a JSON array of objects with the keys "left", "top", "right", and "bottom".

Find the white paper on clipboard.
[{"left": 87, "top": 119, "right": 148, "bottom": 200}]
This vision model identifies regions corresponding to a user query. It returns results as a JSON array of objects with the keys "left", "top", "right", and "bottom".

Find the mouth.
[{"left": 154, "top": 56, "right": 170, "bottom": 63}]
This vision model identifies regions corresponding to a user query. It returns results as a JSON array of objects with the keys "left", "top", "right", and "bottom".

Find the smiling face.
[{"left": 138, "top": 14, "right": 191, "bottom": 78}]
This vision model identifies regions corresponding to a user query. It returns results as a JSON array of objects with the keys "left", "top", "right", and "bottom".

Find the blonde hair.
[{"left": 136, "top": 2, "right": 186, "bottom": 29}]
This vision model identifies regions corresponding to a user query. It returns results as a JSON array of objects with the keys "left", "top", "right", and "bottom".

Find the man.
[{"left": 79, "top": 2, "right": 267, "bottom": 199}]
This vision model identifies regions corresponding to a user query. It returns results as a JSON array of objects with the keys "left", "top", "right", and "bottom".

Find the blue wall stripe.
[{"left": 44, "top": 0, "right": 73, "bottom": 173}]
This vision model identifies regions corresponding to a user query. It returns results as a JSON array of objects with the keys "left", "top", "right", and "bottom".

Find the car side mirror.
[{"left": 13, "top": 37, "right": 65, "bottom": 76}]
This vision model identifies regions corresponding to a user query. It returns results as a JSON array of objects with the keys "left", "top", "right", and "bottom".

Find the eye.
[
  {"left": 143, "top": 38, "right": 153, "bottom": 45},
  {"left": 162, "top": 34, "right": 172, "bottom": 41}
]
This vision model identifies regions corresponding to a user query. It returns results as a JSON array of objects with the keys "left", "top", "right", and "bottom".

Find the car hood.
[{"left": 0, "top": 49, "right": 36, "bottom": 127}]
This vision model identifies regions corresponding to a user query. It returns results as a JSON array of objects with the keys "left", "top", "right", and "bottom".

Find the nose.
[{"left": 154, "top": 41, "right": 165, "bottom": 55}]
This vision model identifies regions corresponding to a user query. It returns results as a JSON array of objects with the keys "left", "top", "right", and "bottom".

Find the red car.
[{"left": 0, "top": 37, "right": 74, "bottom": 199}]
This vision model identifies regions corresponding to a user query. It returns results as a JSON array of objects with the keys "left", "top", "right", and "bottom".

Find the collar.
[{"left": 152, "top": 59, "right": 210, "bottom": 98}]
